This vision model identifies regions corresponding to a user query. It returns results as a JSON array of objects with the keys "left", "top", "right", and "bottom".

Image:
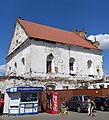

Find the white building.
[
  {"left": 88, "top": 83, "right": 109, "bottom": 89},
  {"left": 5, "top": 18, "right": 104, "bottom": 90}
]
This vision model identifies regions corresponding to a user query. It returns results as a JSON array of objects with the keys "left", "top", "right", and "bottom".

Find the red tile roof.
[{"left": 18, "top": 18, "right": 98, "bottom": 50}]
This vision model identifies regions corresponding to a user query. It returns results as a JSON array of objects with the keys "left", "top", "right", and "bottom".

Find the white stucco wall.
[
  {"left": 6, "top": 38, "right": 103, "bottom": 90},
  {"left": 5, "top": 21, "right": 104, "bottom": 90},
  {"left": 30, "top": 40, "right": 70, "bottom": 77},
  {"left": 6, "top": 40, "right": 31, "bottom": 78},
  {"left": 70, "top": 47, "right": 103, "bottom": 77},
  {"left": 29, "top": 39, "right": 103, "bottom": 80},
  {"left": 8, "top": 22, "right": 28, "bottom": 56}
]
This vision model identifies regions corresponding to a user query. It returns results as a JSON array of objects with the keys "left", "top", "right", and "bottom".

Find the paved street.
[{"left": 0, "top": 111, "right": 109, "bottom": 120}]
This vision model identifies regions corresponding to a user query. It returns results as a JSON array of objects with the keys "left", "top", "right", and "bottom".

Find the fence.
[
  {"left": 1, "top": 88, "right": 109, "bottom": 112},
  {"left": 41, "top": 88, "right": 109, "bottom": 111}
]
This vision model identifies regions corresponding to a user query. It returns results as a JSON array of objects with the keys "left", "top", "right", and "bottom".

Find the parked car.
[
  {"left": 95, "top": 96, "right": 109, "bottom": 111},
  {"left": 66, "top": 95, "right": 94, "bottom": 112}
]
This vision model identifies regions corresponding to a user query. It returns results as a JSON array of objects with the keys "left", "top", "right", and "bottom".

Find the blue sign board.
[{"left": 6, "top": 86, "right": 44, "bottom": 93}]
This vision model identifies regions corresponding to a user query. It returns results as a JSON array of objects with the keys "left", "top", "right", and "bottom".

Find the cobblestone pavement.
[{"left": 0, "top": 111, "right": 109, "bottom": 120}]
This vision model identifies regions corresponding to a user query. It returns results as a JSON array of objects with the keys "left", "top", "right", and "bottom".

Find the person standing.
[{"left": 87, "top": 98, "right": 91, "bottom": 116}]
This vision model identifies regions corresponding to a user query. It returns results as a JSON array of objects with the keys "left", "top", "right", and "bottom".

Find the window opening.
[
  {"left": 87, "top": 60, "right": 92, "bottom": 69},
  {"left": 99, "top": 84, "right": 104, "bottom": 88},
  {"left": 21, "top": 58, "right": 25, "bottom": 65},
  {"left": 21, "top": 93, "right": 37, "bottom": 102},
  {"left": 16, "top": 40, "right": 18, "bottom": 44},
  {"left": 9, "top": 66, "right": 11, "bottom": 70},
  {"left": 47, "top": 53, "right": 54, "bottom": 73},
  {"left": 63, "top": 86, "right": 68, "bottom": 90},
  {"left": 69, "top": 58, "right": 75, "bottom": 74},
  {"left": 96, "top": 66, "right": 100, "bottom": 75},
  {"left": 15, "top": 62, "right": 17, "bottom": 68}
]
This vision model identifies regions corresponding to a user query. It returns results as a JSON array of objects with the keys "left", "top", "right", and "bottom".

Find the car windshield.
[{"left": 84, "top": 96, "right": 94, "bottom": 101}]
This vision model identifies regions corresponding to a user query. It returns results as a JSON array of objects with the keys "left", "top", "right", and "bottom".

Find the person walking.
[
  {"left": 87, "top": 98, "right": 91, "bottom": 116},
  {"left": 90, "top": 99, "right": 96, "bottom": 117},
  {"left": 87, "top": 98, "right": 96, "bottom": 117}
]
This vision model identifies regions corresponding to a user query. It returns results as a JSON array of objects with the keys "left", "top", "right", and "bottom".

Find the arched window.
[
  {"left": 46, "top": 53, "right": 54, "bottom": 73},
  {"left": 9, "top": 66, "right": 11, "bottom": 70},
  {"left": 69, "top": 58, "right": 75, "bottom": 71},
  {"left": 87, "top": 60, "right": 94, "bottom": 76},
  {"left": 87, "top": 60, "right": 92, "bottom": 69},
  {"left": 7, "top": 66, "right": 11, "bottom": 75},
  {"left": 45, "top": 85, "right": 56, "bottom": 90},
  {"left": 96, "top": 65, "right": 100, "bottom": 75},
  {"left": 15, "top": 62, "right": 17, "bottom": 68},
  {"left": 21, "top": 58, "right": 25, "bottom": 65},
  {"left": 16, "top": 39, "right": 18, "bottom": 44}
]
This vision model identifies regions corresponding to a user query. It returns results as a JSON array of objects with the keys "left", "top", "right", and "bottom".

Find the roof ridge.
[
  {"left": 17, "top": 18, "right": 76, "bottom": 34},
  {"left": 17, "top": 18, "right": 100, "bottom": 50}
]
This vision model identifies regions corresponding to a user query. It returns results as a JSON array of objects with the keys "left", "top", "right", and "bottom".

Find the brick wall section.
[
  {"left": 102, "top": 89, "right": 109, "bottom": 96},
  {"left": 41, "top": 89, "right": 109, "bottom": 111}
]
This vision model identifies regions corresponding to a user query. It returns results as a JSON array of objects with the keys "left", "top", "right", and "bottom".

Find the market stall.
[{"left": 3, "top": 86, "right": 44, "bottom": 115}]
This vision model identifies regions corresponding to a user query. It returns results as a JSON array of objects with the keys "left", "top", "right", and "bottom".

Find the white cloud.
[
  {"left": 0, "top": 64, "right": 6, "bottom": 76},
  {"left": 88, "top": 34, "right": 109, "bottom": 49}
]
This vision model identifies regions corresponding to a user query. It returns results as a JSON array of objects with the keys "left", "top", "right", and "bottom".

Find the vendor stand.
[{"left": 3, "top": 86, "right": 44, "bottom": 116}]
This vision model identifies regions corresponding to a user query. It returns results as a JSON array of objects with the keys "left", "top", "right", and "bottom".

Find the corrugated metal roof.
[{"left": 18, "top": 18, "right": 98, "bottom": 49}]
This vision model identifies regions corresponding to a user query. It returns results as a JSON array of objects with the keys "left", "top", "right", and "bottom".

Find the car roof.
[
  {"left": 75, "top": 95, "right": 92, "bottom": 96},
  {"left": 95, "top": 96, "right": 109, "bottom": 98}
]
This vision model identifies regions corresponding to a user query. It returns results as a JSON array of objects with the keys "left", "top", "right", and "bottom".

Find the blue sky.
[{"left": 0, "top": 0, "right": 109, "bottom": 75}]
